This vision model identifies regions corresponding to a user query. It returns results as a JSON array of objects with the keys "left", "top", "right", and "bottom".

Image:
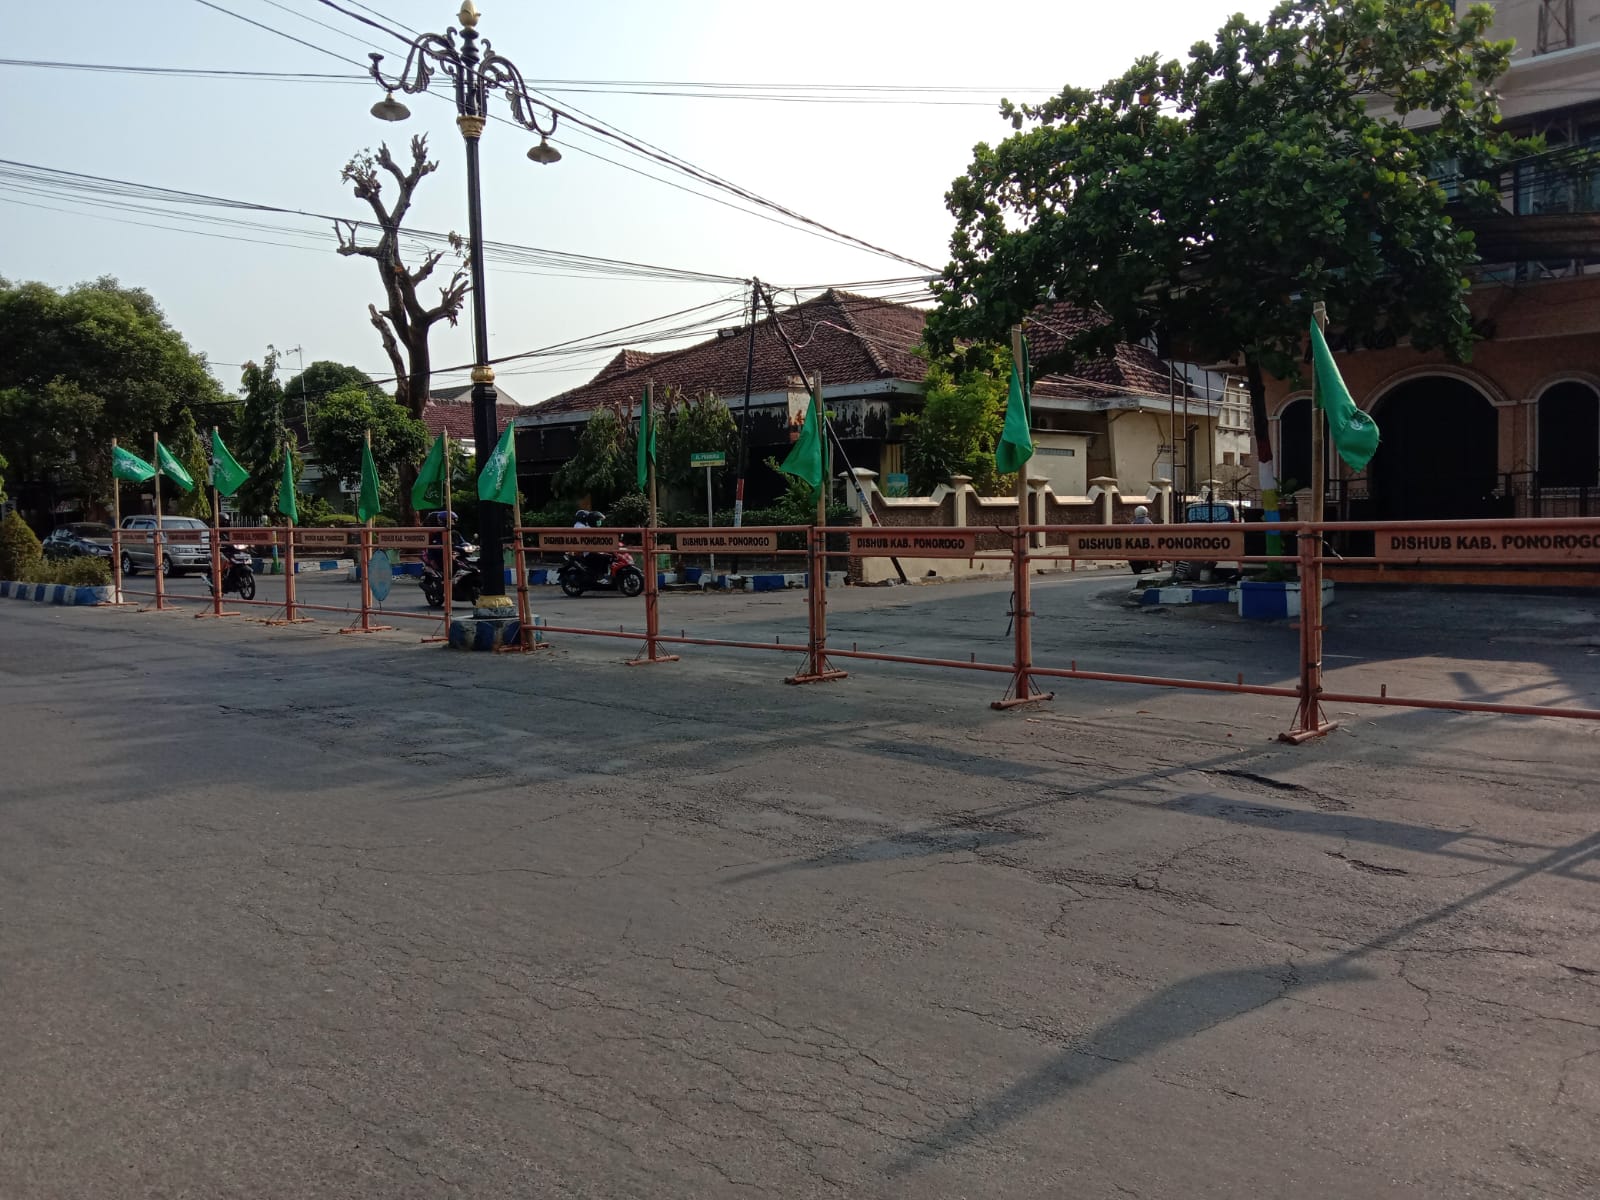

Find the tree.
[
  {"left": 553, "top": 408, "right": 632, "bottom": 503},
  {"left": 234, "top": 352, "right": 296, "bottom": 519},
  {"left": 929, "top": 0, "right": 1525, "bottom": 496},
  {"left": 334, "top": 136, "right": 468, "bottom": 420},
  {"left": 310, "top": 385, "right": 428, "bottom": 499},
  {"left": 658, "top": 391, "right": 738, "bottom": 503},
  {"left": 280, "top": 360, "right": 380, "bottom": 425},
  {"left": 0, "top": 276, "right": 225, "bottom": 510},
  {"left": 170, "top": 408, "right": 211, "bottom": 520},
  {"left": 898, "top": 344, "right": 1013, "bottom": 495}
]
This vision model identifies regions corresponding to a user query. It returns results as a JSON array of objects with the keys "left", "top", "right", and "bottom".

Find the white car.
[{"left": 119, "top": 515, "right": 211, "bottom": 577}]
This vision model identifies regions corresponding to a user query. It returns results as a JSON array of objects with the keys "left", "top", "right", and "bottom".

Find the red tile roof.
[
  {"left": 421, "top": 390, "right": 521, "bottom": 441},
  {"left": 525, "top": 291, "right": 1185, "bottom": 418},
  {"left": 529, "top": 291, "right": 930, "bottom": 418},
  {"left": 1024, "top": 304, "right": 1189, "bottom": 402}
]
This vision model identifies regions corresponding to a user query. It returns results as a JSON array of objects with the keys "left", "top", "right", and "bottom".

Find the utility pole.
[{"left": 732, "top": 277, "right": 761, "bottom": 528}]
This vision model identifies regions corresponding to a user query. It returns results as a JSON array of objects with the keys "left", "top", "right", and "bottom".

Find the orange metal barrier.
[{"left": 108, "top": 515, "right": 1600, "bottom": 738}]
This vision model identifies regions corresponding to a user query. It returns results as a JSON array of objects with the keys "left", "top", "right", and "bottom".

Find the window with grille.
[{"left": 1537, "top": 0, "right": 1575, "bottom": 54}]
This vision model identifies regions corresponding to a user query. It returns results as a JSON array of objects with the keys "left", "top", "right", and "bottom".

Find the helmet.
[
  {"left": 1135, "top": 505, "right": 1149, "bottom": 519},
  {"left": 574, "top": 509, "right": 591, "bottom": 525},
  {"left": 588, "top": 511, "right": 605, "bottom": 527}
]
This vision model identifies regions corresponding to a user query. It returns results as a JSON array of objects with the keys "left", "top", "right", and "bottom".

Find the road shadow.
[{"left": 889, "top": 829, "right": 1600, "bottom": 1174}]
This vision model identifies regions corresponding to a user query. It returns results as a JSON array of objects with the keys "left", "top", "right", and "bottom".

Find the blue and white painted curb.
[
  {"left": 253, "top": 557, "right": 352, "bottom": 574},
  {"left": 1, "top": 580, "right": 114, "bottom": 606},
  {"left": 1238, "top": 580, "right": 1336, "bottom": 621},
  {"left": 1137, "top": 585, "right": 1236, "bottom": 607}
]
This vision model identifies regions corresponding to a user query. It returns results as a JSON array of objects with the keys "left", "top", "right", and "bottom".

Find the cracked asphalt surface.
[{"left": 3, "top": 579, "right": 1599, "bottom": 1198}]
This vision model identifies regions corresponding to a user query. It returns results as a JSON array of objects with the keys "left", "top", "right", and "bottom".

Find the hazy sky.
[{"left": 0, "top": 0, "right": 1261, "bottom": 404}]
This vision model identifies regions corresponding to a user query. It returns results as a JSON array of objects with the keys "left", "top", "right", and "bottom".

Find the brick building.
[{"left": 1267, "top": 0, "right": 1600, "bottom": 521}]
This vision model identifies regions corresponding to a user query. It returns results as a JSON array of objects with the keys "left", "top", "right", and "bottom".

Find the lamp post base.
[{"left": 449, "top": 610, "right": 522, "bottom": 652}]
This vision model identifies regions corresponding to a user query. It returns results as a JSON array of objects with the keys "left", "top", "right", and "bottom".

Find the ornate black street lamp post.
[{"left": 369, "top": 1, "right": 559, "bottom": 619}]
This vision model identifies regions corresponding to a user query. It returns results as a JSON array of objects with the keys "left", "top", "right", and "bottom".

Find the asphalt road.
[{"left": 4, "top": 584, "right": 1600, "bottom": 1197}]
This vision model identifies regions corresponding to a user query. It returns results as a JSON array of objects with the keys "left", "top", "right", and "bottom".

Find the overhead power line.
[{"left": 184, "top": 0, "right": 937, "bottom": 270}]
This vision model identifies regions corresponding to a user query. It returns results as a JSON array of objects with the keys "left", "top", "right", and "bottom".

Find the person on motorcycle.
[
  {"left": 423, "top": 511, "right": 470, "bottom": 574},
  {"left": 580, "top": 510, "right": 611, "bottom": 582}
]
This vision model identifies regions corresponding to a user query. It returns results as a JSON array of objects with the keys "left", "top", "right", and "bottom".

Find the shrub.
[
  {"left": 311, "top": 513, "right": 359, "bottom": 527},
  {"left": 372, "top": 514, "right": 398, "bottom": 527},
  {"left": 0, "top": 510, "right": 43, "bottom": 579},
  {"left": 12, "top": 556, "right": 112, "bottom": 586}
]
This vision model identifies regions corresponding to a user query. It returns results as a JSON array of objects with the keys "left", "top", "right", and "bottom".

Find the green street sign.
[{"left": 690, "top": 451, "right": 727, "bottom": 468}]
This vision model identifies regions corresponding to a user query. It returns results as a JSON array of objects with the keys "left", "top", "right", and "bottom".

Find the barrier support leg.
[
  {"left": 629, "top": 527, "right": 679, "bottom": 665},
  {"left": 196, "top": 490, "right": 239, "bottom": 619},
  {"left": 786, "top": 526, "right": 846, "bottom": 685},
  {"left": 340, "top": 524, "right": 392, "bottom": 634},
  {"left": 993, "top": 526, "right": 1054, "bottom": 710},
  {"left": 267, "top": 528, "right": 314, "bottom": 625},
  {"left": 503, "top": 527, "right": 546, "bottom": 654},
  {"left": 1279, "top": 522, "right": 1337, "bottom": 743}
]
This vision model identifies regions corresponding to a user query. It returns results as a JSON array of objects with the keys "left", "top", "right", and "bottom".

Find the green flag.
[
  {"left": 112, "top": 445, "right": 155, "bottom": 483},
  {"left": 276, "top": 451, "right": 298, "bottom": 524},
  {"left": 995, "top": 339, "right": 1034, "bottom": 475},
  {"left": 356, "top": 437, "right": 382, "bottom": 522},
  {"left": 635, "top": 388, "right": 656, "bottom": 492},
  {"left": 156, "top": 439, "right": 195, "bottom": 493},
  {"left": 209, "top": 429, "right": 249, "bottom": 497},
  {"left": 1310, "top": 319, "right": 1380, "bottom": 472},
  {"left": 411, "top": 433, "right": 448, "bottom": 511},
  {"left": 779, "top": 389, "right": 825, "bottom": 490},
  {"left": 478, "top": 423, "right": 517, "bottom": 506}
]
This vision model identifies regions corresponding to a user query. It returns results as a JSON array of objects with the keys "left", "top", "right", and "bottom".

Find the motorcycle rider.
[{"left": 579, "top": 510, "right": 611, "bottom": 583}]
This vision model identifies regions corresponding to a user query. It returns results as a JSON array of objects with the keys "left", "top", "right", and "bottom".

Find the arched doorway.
[
  {"left": 1537, "top": 381, "right": 1600, "bottom": 488},
  {"left": 1368, "top": 376, "right": 1500, "bottom": 521},
  {"left": 1274, "top": 397, "right": 1329, "bottom": 495}
]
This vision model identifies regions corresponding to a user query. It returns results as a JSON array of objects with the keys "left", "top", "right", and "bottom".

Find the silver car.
[{"left": 119, "top": 515, "right": 212, "bottom": 577}]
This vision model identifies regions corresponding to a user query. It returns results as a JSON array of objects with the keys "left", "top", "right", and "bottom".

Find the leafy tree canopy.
[
  {"left": 282, "top": 361, "right": 381, "bottom": 416},
  {"left": 929, "top": 0, "right": 1526, "bottom": 452},
  {"left": 0, "top": 276, "right": 226, "bottom": 505},
  {"left": 310, "top": 385, "right": 429, "bottom": 492},
  {"left": 554, "top": 408, "right": 632, "bottom": 504},
  {"left": 233, "top": 351, "right": 299, "bottom": 518},
  {"left": 898, "top": 344, "right": 1016, "bottom": 495}
]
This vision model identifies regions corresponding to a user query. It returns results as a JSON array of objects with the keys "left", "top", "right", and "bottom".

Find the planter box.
[
  {"left": 1238, "top": 579, "right": 1335, "bottom": 621},
  {"left": 1, "top": 580, "right": 114, "bottom": 606}
]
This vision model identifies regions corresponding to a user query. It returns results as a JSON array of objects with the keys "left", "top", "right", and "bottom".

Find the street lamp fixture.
[
  {"left": 370, "top": 91, "right": 411, "bottom": 122},
  {"left": 367, "top": 4, "right": 561, "bottom": 621}
]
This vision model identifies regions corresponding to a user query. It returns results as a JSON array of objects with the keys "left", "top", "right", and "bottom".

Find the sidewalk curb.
[{"left": 1, "top": 580, "right": 114, "bottom": 606}]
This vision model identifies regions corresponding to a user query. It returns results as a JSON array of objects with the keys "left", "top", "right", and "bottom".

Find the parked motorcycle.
[
  {"left": 205, "top": 543, "right": 257, "bottom": 602},
  {"left": 558, "top": 548, "right": 644, "bottom": 598},
  {"left": 421, "top": 550, "right": 481, "bottom": 609}
]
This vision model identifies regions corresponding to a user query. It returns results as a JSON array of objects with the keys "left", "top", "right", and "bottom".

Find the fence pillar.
[
  {"left": 1088, "top": 476, "right": 1119, "bottom": 525},
  {"left": 1149, "top": 478, "right": 1175, "bottom": 524},
  {"left": 629, "top": 526, "right": 679, "bottom": 666},
  {"left": 786, "top": 524, "right": 846, "bottom": 685},
  {"left": 948, "top": 475, "right": 973, "bottom": 528},
  {"left": 992, "top": 523, "right": 1054, "bottom": 710},
  {"left": 1279, "top": 520, "right": 1337, "bottom": 743}
]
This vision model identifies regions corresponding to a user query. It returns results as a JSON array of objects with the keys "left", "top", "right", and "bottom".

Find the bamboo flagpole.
[
  {"left": 110, "top": 437, "right": 124, "bottom": 604},
  {"left": 631, "top": 381, "right": 678, "bottom": 666},
  {"left": 993, "top": 326, "right": 1052, "bottom": 709},
  {"left": 152, "top": 432, "right": 167, "bottom": 611},
  {"left": 786, "top": 372, "right": 844, "bottom": 685},
  {"left": 443, "top": 429, "right": 453, "bottom": 635},
  {"left": 199, "top": 426, "right": 227, "bottom": 619},
  {"left": 360, "top": 429, "right": 374, "bottom": 631}
]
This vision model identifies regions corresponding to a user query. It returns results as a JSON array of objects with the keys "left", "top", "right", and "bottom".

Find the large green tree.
[
  {"left": 234, "top": 351, "right": 297, "bottom": 519},
  {"left": 171, "top": 408, "right": 212, "bottom": 520},
  {"left": 281, "top": 360, "right": 380, "bottom": 421},
  {"left": 553, "top": 408, "right": 632, "bottom": 503},
  {"left": 310, "top": 385, "right": 428, "bottom": 497},
  {"left": 929, "top": 0, "right": 1524, "bottom": 494},
  {"left": 898, "top": 344, "right": 1014, "bottom": 495},
  {"left": 0, "top": 276, "right": 225, "bottom": 509},
  {"left": 658, "top": 391, "right": 738, "bottom": 503}
]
